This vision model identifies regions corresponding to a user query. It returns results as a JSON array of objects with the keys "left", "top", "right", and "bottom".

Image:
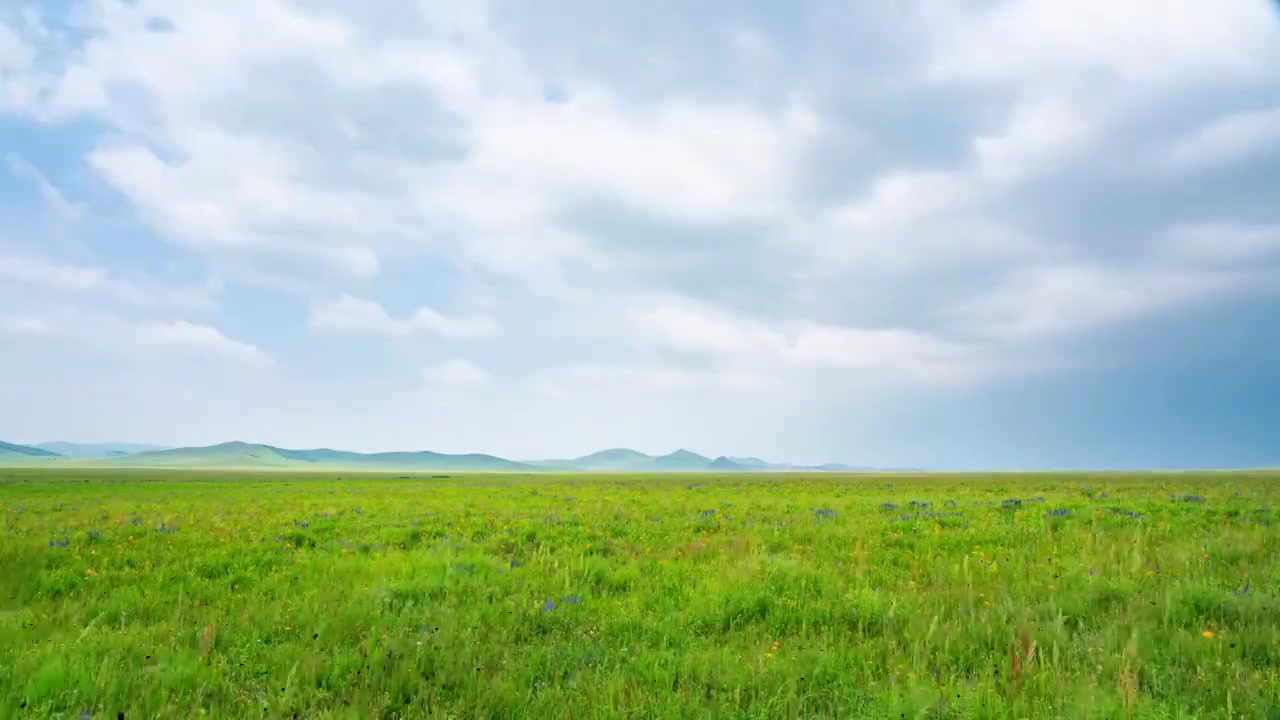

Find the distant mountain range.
[
  {"left": 0, "top": 439, "right": 874, "bottom": 472},
  {"left": 33, "top": 442, "right": 173, "bottom": 458},
  {"left": 0, "top": 440, "right": 61, "bottom": 461}
]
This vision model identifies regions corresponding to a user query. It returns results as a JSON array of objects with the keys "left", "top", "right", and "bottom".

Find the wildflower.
[
  {"left": 763, "top": 652, "right": 774, "bottom": 659},
  {"left": 85, "top": 569, "right": 96, "bottom": 576},
  {"left": 1202, "top": 631, "right": 1214, "bottom": 639},
  {"left": 540, "top": 598, "right": 555, "bottom": 612}
]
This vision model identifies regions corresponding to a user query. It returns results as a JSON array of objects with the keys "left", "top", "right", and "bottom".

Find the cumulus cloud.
[
  {"left": 0, "top": 305, "right": 271, "bottom": 367},
  {"left": 0, "top": 0, "right": 1277, "bottom": 461},
  {"left": 630, "top": 299, "right": 981, "bottom": 385},
  {"left": 955, "top": 263, "right": 1226, "bottom": 340},
  {"left": 309, "top": 295, "right": 497, "bottom": 339},
  {"left": 923, "top": 0, "right": 1280, "bottom": 90},
  {"left": 422, "top": 358, "right": 489, "bottom": 386},
  {"left": 955, "top": 223, "right": 1280, "bottom": 341},
  {"left": 0, "top": 316, "right": 51, "bottom": 336},
  {"left": 538, "top": 365, "right": 775, "bottom": 395},
  {"left": 1165, "top": 106, "right": 1280, "bottom": 169},
  {"left": 7, "top": 156, "right": 83, "bottom": 222},
  {"left": 4, "top": 0, "right": 821, "bottom": 286},
  {"left": 0, "top": 255, "right": 209, "bottom": 307},
  {"left": 135, "top": 320, "right": 273, "bottom": 366},
  {"left": 1163, "top": 223, "right": 1280, "bottom": 266}
]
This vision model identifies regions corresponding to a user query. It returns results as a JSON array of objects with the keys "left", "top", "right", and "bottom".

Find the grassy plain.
[{"left": 1, "top": 467, "right": 1277, "bottom": 719}]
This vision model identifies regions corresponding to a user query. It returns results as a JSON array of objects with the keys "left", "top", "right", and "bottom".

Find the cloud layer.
[{"left": 2, "top": 0, "right": 1278, "bottom": 467}]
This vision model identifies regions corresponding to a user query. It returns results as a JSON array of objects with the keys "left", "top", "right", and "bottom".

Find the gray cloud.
[{"left": 0, "top": 0, "right": 1278, "bottom": 462}]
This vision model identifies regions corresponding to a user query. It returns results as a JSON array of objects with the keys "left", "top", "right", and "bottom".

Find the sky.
[{"left": 1, "top": 0, "right": 1279, "bottom": 469}]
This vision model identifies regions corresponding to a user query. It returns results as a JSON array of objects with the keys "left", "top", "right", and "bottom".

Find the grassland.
[{"left": 1, "top": 467, "right": 1277, "bottom": 719}]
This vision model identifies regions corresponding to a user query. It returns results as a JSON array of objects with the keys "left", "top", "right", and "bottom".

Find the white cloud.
[
  {"left": 539, "top": 364, "right": 775, "bottom": 395},
  {"left": 956, "top": 263, "right": 1204, "bottom": 339},
  {"left": 958, "top": 221, "right": 1278, "bottom": 344},
  {"left": 459, "top": 93, "right": 818, "bottom": 224},
  {"left": 134, "top": 320, "right": 272, "bottom": 366},
  {"left": 807, "top": 92, "right": 1092, "bottom": 275},
  {"left": 422, "top": 358, "right": 488, "bottom": 386},
  {"left": 1, "top": 306, "right": 271, "bottom": 367},
  {"left": 0, "top": 255, "right": 114, "bottom": 292},
  {"left": 1166, "top": 106, "right": 1280, "bottom": 169},
  {"left": 0, "top": 22, "right": 31, "bottom": 69},
  {"left": 0, "top": 316, "right": 51, "bottom": 335},
  {"left": 86, "top": 141, "right": 383, "bottom": 277},
  {"left": 310, "top": 295, "right": 497, "bottom": 339},
  {"left": 1, "top": 0, "right": 1278, "bottom": 464},
  {"left": 925, "top": 0, "right": 1280, "bottom": 90},
  {"left": 971, "top": 96, "right": 1096, "bottom": 185},
  {"left": 3, "top": 0, "right": 822, "bottom": 287},
  {"left": 0, "top": 22, "right": 38, "bottom": 111},
  {"left": 0, "top": 255, "right": 208, "bottom": 307},
  {"left": 630, "top": 298, "right": 980, "bottom": 384},
  {"left": 7, "top": 155, "right": 84, "bottom": 222},
  {"left": 1162, "top": 223, "right": 1280, "bottom": 266},
  {"left": 786, "top": 324, "right": 980, "bottom": 384},
  {"left": 955, "top": 236, "right": 1280, "bottom": 341},
  {"left": 628, "top": 304, "right": 787, "bottom": 357}
]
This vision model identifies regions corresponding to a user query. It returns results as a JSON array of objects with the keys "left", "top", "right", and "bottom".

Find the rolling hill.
[
  {"left": 34, "top": 441, "right": 171, "bottom": 458},
  {"left": 552, "top": 448, "right": 664, "bottom": 471},
  {"left": 109, "top": 442, "right": 538, "bottom": 471},
  {"left": 650, "top": 449, "right": 716, "bottom": 471},
  {"left": 0, "top": 438, "right": 870, "bottom": 472},
  {"left": 0, "top": 440, "right": 61, "bottom": 462}
]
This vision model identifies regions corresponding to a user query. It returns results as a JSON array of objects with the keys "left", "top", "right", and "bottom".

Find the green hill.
[
  {"left": 109, "top": 442, "right": 537, "bottom": 471},
  {"left": 558, "top": 448, "right": 656, "bottom": 471},
  {"left": 650, "top": 449, "right": 714, "bottom": 471},
  {"left": 709, "top": 456, "right": 750, "bottom": 471},
  {"left": 7, "top": 438, "right": 865, "bottom": 472},
  {"left": 110, "top": 442, "right": 301, "bottom": 467},
  {"left": 0, "top": 440, "right": 61, "bottom": 462},
  {"left": 34, "top": 442, "right": 170, "bottom": 458}
]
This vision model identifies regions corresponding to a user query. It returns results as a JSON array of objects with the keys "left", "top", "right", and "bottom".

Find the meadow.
[{"left": 1, "top": 467, "right": 1277, "bottom": 719}]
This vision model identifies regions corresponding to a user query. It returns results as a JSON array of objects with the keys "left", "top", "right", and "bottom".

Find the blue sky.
[{"left": 1, "top": 0, "right": 1279, "bottom": 469}]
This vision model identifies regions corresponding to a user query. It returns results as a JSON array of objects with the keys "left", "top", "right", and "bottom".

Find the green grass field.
[{"left": 1, "top": 468, "right": 1277, "bottom": 719}]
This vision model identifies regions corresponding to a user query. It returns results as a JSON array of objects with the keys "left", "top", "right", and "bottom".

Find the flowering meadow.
[{"left": 1, "top": 468, "right": 1278, "bottom": 719}]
